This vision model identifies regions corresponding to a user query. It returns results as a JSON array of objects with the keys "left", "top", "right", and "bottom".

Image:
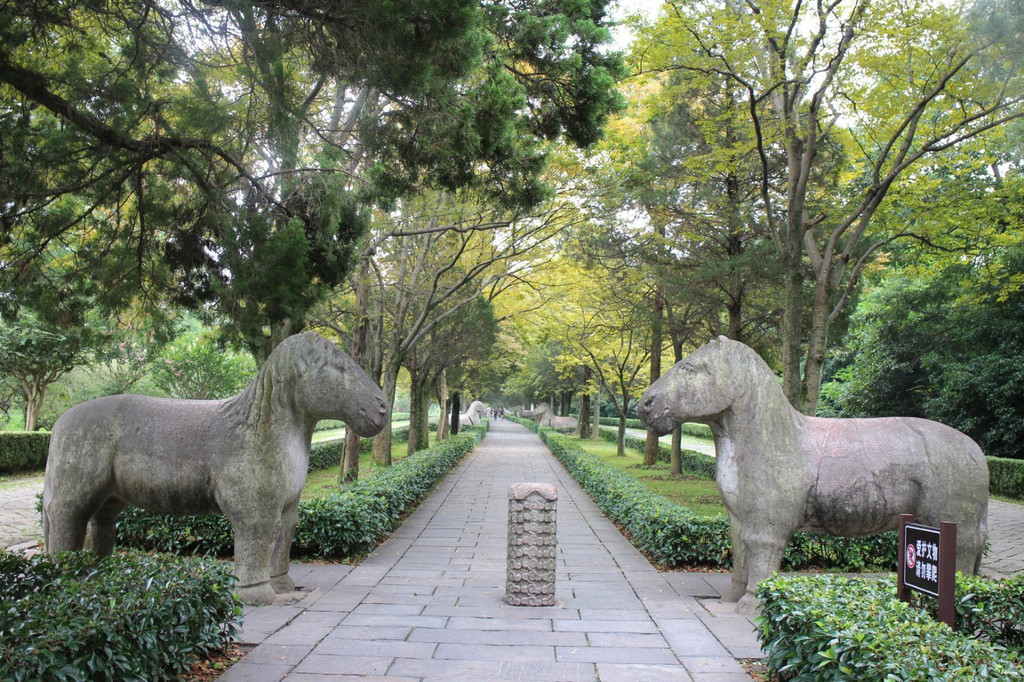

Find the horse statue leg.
[
  {"left": 83, "top": 499, "right": 127, "bottom": 555},
  {"left": 228, "top": 508, "right": 283, "bottom": 605},
  {"left": 43, "top": 479, "right": 108, "bottom": 555},
  {"left": 269, "top": 498, "right": 301, "bottom": 595},
  {"left": 722, "top": 513, "right": 747, "bottom": 602},
  {"left": 43, "top": 497, "right": 90, "bottom": 554},
  {"left": 735, "top": 522, "right": 791, "bottom": 614}
]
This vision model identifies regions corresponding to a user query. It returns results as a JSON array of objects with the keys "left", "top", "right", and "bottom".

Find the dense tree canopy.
[
  {"left": 1, "top": 0, "right": 625, "bottom": 356},
  {"left": 4, "top": 0, "right": 1024, "bottom": 466}
]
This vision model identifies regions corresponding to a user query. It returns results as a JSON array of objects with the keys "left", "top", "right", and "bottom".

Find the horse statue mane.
[
  {"left": 43, "top": 332, "right": 388, "bottom": 605},
  {"left": 640, "top": 336, "right": 989, "bottom": 613}
]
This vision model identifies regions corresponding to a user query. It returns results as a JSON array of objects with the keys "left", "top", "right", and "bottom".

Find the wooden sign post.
[{"left": 897, "top": 513, "right": 957, "bottom": 628}]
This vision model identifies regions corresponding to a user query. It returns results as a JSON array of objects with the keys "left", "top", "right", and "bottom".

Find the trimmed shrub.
[
  {"left": 989, "top": 456, "right": 1024, "bottom": 500},
  {"left": 0, "top": 550, "right": 241, "bottom": 681},
  {"left": 758, "top": 574, "right": 1023, "bottom": 680},
  {"left": 116, "top": 425, "right": 485, "bottom": 559},
  {"left": 0, "top": 432, "right": 50, "bottom": 474},
  {"left": 539, "top": 430, "right": 896, "bottom": 571}
]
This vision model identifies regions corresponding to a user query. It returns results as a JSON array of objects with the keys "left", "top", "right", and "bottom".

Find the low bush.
[
  {"left": 758, "top": 574, "right": 1023, "bottom": 680},
  {"left": 116, "top": 425, "right": 485, "bottom": 559},
  {"left": 539, "top": 430, "right": 896, "bottom": 571},
  {"left": 989, "top": 456, "right": 1024, "bottom": 500},
  {"left": 0, "top": 432, "right": 50, "bottom": 474},
  {"left": 0, "top": 550, "right": 241, "bottom": 681}
]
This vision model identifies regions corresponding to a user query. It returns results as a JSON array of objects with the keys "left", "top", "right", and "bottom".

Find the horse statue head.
[
  {"left": 251, "top": 332, "right": 389, "bottom": 437},
  {"left": 532, "top": 402, "right": 557, "bottom": 427},
  {"left": 639, "top": 336, "right": 761, "bottom": 435}
]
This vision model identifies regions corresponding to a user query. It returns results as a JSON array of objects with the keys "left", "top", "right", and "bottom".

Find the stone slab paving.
[
  {"left": 221, "top": 420, "right": 759, "bottom": 681},
  {"left": 982, "top": 498, "right": 1024, "bottom": 578},
  {"left": 0, "top": 476, "right": 44, "bottom": 551}
]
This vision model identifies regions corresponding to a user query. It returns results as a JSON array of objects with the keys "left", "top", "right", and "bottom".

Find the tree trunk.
[
  {"left": 670, "top": 426, "right": 682, "bottom": 476},
  {"left": 341, "top": 430, "right": 360, "bottom": 484},
  {"left": 616, "top": 412, "right": 627, "bottom": 457},
  {"left": 780, "top": 259, "right": 806, "bottom": 410},
  {"left": 577, "top": 391, "right": 591, "bottom": 439},
  {"left": 407, "top": 366, "right": 431, "bottom": 452},
  {"left": 591, "top": 389, "right": 601, "bottom": 442},
  {"left": 670, "top": 338, "right": 684, "bottom": 475},
  {"left": 435, "top": 369, "right": 449, "bottom": 441},
  {"left": 342, "top": 256, "right": 372, "bottom": 482},
  {"left": 644, "top": 287, "right": 664, "bottom": 466},
  {"left": 802, "top": 279, "right": 833, "bottom": 415},
  {"left": 449, "top": 391, "right": 460, "bottom": 436},
  {"left": 372, "top": 359, "right": 400, "bottom": 466},
  {"left": 22, "top": 380, "right": 43, "bottom": 432}
]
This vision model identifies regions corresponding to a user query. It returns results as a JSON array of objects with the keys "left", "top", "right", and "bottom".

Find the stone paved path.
[
  {"left": 223, "top": 419, "right": 760, "bottom": 681},
  {"left": 0, "top": 476, "right": 44, "bottom": 551}
]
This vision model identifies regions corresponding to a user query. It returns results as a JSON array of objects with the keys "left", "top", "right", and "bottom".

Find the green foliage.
[
  {"left": 0, "top": 432, "right": 49, "bottom": 474},
  {"left": 989, "top": 457, "right": 1024, "bottom": 499},
  {"left": 0, "top": 550, "right": 241, "bottom": 682},
  {"left": 538, "top": 429, "right": 896, "bottom": 570},
  {"left": 1, "top": 1, "right": 625, "bottom": 354},
  {"left": 757, "top": 574, "right": 1023, "bottom": 681},
  {"left": 116, "top": 426, "right": 485, "bottom": 559},
  {"left": 151, "top": 329, "right": 256, "bottom": 400},
  {"left": 824, "top": 250, "right": 1024, "bottom": 460}
]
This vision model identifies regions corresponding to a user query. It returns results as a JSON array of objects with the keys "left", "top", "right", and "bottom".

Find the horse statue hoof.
[
  {"left": 271, "top": 573, "right": 296, "bottom": 593},
  {"left": 238, "top": 582, "right": 278, "bottom": 606},
  {"left": 735, "top": 593, "right": 761, "bottom": 616},
  {"left": 721, "top": 582, "right": 745, "bottom": 603}
]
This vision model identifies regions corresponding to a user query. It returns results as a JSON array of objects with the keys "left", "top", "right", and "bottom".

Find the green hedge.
[
  {"left": 539, "top": 429, "right": 897, "bottom": 571},
  {"left": 989, "top": 456, "right": 1024, "bottom": 499},
  {"left": 115, "top": 425, "right": 485, "bottom": 559},
  {"left": 0, "top": 432, "right": 50, "bottom": 474},
  {"left": 0, "top": 550, "right": 242, "bottom": 682},
  {"left": 758, "top": 574, "right": 1023, "bottom": 680}
]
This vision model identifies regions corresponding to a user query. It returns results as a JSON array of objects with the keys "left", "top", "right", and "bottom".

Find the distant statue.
[
  {"left": 43, "top": 332, "right": 388, "bottom": 605},
  {"left": 639, "top": 336, "right": 989, "bottom": 612},
  {"left": 461, "top": 400, "right": 488, "bottom": 425},
  {"left": 533, "top": 402, "right": 557, "bottom": 427}
]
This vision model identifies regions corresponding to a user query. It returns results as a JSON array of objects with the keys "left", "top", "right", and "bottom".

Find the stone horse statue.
[
  {"left": 460, "top": 400, "right": 489, "bottom": 426},
  {"left": 533, "top": 402, "right": 557, "bottom": 427},
  {"left": 530, "top": 402, "right": 578, "bottom": 429},
  {"left": 639, "top": 337, "right": 989, "bottom": 612},
  {"left": 43, "top": 332, "right": 388, "bottom": 604}
]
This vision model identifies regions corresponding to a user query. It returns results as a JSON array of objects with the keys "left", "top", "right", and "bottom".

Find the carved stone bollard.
[{"left": 506, "top": 482, "right": 558, "bottom": 606}]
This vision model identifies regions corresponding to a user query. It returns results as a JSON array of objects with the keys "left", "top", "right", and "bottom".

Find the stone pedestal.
[{"left": 505, "top": 482, "right": 558, "bottom": 606}]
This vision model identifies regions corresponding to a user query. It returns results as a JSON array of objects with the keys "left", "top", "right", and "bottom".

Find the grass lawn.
[
  {"left": 302, "top": 441, "right": 413, "bottom": 500},
  {"left": 576, "top": 438, "right": 726, "bottom": 518}
]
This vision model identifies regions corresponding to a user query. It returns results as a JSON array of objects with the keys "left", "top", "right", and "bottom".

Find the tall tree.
[
  {"left": 634, "top": 0, "right": 1024, "bottom": 412},
  {"left": 1, "top": 0, "right": 625, "bottom": 357},
  {"left": 0, "top": 315, "right": 88, "bottom": 431}
]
